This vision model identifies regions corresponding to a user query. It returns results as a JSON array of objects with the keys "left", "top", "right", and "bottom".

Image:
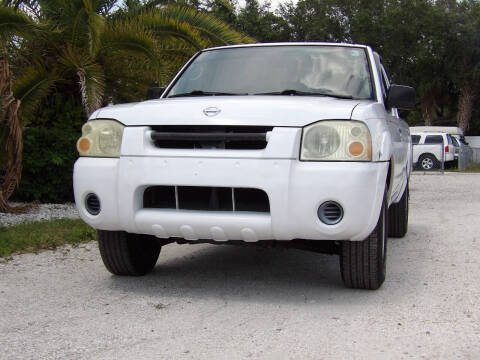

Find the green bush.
[{"left": 13, "top": 94, "right": 86, "bottom": 203}]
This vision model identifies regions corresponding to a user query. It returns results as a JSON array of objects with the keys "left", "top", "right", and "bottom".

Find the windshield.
[{"left": 167, "top": 46, "right": 374, "bottom": 100}]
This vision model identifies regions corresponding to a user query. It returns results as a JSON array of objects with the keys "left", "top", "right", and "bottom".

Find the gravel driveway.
[{"left": 1, "top": 173, "right": 479, "bottom": 359}]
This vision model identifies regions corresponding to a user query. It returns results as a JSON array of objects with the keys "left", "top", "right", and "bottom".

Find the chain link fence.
[{"left": 457, "top": 145, "right": 474, "bottom": 171}]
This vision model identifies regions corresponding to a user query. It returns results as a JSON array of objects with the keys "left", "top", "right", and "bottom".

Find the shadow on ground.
[{"left": 101, "top": 224, "right": 427, "bottom": 305}]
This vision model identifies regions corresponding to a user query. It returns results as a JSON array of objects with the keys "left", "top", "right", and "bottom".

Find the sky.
[
  {"left": 237, "top": 0, "right": 297, "bottom": 10},
  {"left": 115, "top": 0, "right": 298, "bottom": 12}
]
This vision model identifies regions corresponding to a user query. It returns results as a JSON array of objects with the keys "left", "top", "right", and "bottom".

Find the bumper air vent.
[
  {"left": 143, "top": 186, "right": 270, "bottom": 213},
  {"left": 85, "top": 193, "right": 101, "bottom": 215},
  {"left": 150, "top": 125, "right": 273, "bottom": 150},
  {"left": 318, "top": 201, "right": 343, "bottom": 225}
]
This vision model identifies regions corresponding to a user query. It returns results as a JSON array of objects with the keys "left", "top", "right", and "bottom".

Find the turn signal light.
[
  {"left": 349, "top": 142, "right": 364, "bottom": 157},
  {"left": 78, "top": 138, "right": 91, "bottom": 152}
]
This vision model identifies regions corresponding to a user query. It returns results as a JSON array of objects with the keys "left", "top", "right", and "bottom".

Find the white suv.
[
  {"left": 411, "top": 132, "right": 455, "bottom": 170},
  {"left": 74, "top": 43, "right": 414, "bottom": 289}
]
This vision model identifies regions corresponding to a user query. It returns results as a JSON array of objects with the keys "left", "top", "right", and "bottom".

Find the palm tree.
[
  {"left": 0, "top": 0, "right": 252, "bottom": 212},
  {"left": 0, "top": 5, "right": 47, "bottom": 212}
]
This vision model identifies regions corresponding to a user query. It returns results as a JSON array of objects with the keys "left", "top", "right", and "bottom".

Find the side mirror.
[
  {"left": 387, "top": 85, "right": 415, "bottom": 110},
  {"left": 398, "top": 109, "right": 410, "bottom": 119},
  {"left": 146, "top": 87, "right": 166, "bottom": 100}
]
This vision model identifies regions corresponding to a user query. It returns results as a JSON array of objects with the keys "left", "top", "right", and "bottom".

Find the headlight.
[
  {"left": 76, "top": 120, "right": 124, "bottom": 157},
  {"left": 300, "top": 120, "right": 372, "bottom": 161}
]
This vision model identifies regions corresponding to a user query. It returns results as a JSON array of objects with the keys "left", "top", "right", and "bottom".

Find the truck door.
[{"left": 374, "top": 54, "right": 409, "bottom": 200}]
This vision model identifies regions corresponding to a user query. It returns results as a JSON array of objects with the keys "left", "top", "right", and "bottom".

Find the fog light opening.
[
  {"left": 85, "top": 193, "right": 101, "bottom": 215},
  {"left": 318, "top": 201, "right": 343, "bottom": 225}
]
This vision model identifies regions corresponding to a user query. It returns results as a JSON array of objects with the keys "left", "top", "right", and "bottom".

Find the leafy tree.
[
  {"left": 237, "top": 0, "right": 287, "bottom": 42},
  {"left": 453, "top": 0, "right": 480, "bottom": 132},
  {"left": 278, "top": 0, "right": 348, "bottom": 42},
  {"left": 204, "top": 0, "right": 237, "bottom": 25}
]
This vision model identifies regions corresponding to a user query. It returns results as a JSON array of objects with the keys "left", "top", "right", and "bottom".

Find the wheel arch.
[
  {"left": 386, "top": 158, "right": 409, "bottom": 206},
  {"left": 418, "top": 152, "right": 439, "bottom": 161},
  {"left": 386, "top": 159, "right": 394, "bottom": 206}
]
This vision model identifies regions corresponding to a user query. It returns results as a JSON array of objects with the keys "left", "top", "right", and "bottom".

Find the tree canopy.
[
  {"left": 1, "top": 0, "right": 480, "bottom": 208},
  {"left": 205, "top": 0, "right": 480, "bottom": 133},
  {"left": 0, "top": 0, "right": 252, "bottom": 210}
]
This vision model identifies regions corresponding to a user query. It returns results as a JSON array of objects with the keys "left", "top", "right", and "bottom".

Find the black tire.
[
  {"left": 388, "top": 183, "right": 409, "bottom": 238},
  {"left": 340, "top": 193, "right": 387, "bottom": 290},
  {"left": 419, "top": 154, "right": 439, "bottom": 170},
  {"left": 98, "top": 230, "right": 161, "bottom": 276}
]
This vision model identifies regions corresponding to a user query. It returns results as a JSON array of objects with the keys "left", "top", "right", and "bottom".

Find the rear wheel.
[
  {"left": 388, "top": 183, "right": 409, "bottom": 238},
  {"left": 98, "top": 230, "right": 161, "bottom": 276},
  {"left": 419, "top": 154, "right": 439, "bottom": 170},
  {"left": 340, "top": 193, "right": 387, "bottom": 290}
]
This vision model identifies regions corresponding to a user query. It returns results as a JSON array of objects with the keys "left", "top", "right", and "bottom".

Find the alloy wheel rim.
[{"left": 422, "top": 158, "right": 433, "bottom": 169}]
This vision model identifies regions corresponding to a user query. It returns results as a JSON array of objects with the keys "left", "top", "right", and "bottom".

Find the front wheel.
[
  {"left": 98, "top": 230, "right": 161, "bottom": 276},
  {"left": 340, "top": 193, "right": 387, "bottom": 290}
]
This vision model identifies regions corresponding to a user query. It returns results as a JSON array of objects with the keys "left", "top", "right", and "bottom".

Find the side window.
[
  {"left": 373, "top": 53, "right": 387, "bottom": 99},
  {"left": 381, "top": 65, "right": 398, "bottom": 116},
  {"left": 411, "top": 135, "right": 421, "bottom": 144},
  {"left": 451, "top": 136, "right": 459, "bottom": 146},
  {"left": 424, "top": 135, "right": 444, "bottom": 144},
  {"left": 446, "top": 134, "right": 453, "bottom": 145},
  {"left": 381, "top": 66, "right": 390, "bottom": 94}
]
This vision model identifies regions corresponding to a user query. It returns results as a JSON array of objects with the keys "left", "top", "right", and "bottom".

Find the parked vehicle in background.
[
  {"left": 410, "top": 126, "right": 463, "bottom": 136},
  {"left": 73, "top": 43, "right": 415, "bottom": 290},
  {"left": 451, "top": 134, "right": 473, "bottom": 158},
  {"left": 451, "top": 136, "right": 460, "bottom": 160},
  {"left": 410, "top": 127, "right": 467, "bottom": 145},
  {"left": 410, "top": 126, "right": 473, "bottom": 169},
  {"left": 410, "top": 132, "right": 455, "bottom": 170}
]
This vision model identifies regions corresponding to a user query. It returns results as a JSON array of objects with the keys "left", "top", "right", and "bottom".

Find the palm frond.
[
  {"left": 156, "top": 6, "right": 254, "bottom": 46},
  {"left": 82, "top": 0, "right": 105, "bottom": 55},
  {"left": 12, "top": 65, "right": 58, "bottom": 121},
  {"left": 157, "top": 42, "right": 199, "bottom": 59},
  {"left": 0, "top": 6, "right": 43, "bottom": 38},
  {"left": 77, "top": 61, "right": 104, "bottom": 114},
  {"left": 101, "top": 21, "right": 162, "bottom": 67},
  {"left": 134, "top": 10, "right": 207, "bottom": 50},
  {"left": 97, "top": 0, "right": 118, "bottom": 16},
  {"left": 59, "top": 45, "right": 104, "bottom": 114}
]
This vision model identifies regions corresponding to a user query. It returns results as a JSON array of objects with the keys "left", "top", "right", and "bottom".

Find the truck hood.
[{"left": 91, "top": 96, "right": 363, "bottom": 127}]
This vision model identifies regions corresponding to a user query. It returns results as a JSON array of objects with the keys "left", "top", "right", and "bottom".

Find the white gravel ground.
[
  {"left": 0, "top": 203, "right": 79, "bottom": 226},
  {"left": 0, "top": 173, "right": 479, "bottom": 359}
]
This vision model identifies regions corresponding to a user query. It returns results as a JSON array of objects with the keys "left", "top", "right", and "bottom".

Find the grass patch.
[
  {"left": 0, "top": 219, "right": 96, "bottom": 258},
  {"left": 464, "top": 163, "right": 480, "bottom": 173}
]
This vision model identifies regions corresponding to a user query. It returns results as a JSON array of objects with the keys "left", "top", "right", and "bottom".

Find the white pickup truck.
[{"left": 74, "top": 43, "right": 415, "bottom": 289}]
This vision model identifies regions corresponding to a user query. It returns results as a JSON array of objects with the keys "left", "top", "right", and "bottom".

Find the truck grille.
[
  {"left": 143, "top": 186, "right": 270, "bottom": 213},
  {"left": 150, "top": 126, "right": 273, "bottom": 150}
]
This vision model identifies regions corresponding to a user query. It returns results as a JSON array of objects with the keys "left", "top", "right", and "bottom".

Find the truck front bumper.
[{"left": 73, "top": 157, "right": 388, "bottom": 242}]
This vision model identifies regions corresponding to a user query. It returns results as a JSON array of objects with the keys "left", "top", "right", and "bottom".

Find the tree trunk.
[
  {"left": 421, "top": 94, "right": 434, "bottom": 126},
  {"left": 457, "top": 81, "right": 477, "bottom": 134},
  {"left": 0, "top": 43, "right": 32, "bottom": 213}
]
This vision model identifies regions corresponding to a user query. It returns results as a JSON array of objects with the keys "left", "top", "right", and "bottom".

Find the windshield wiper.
[
  {"left": 168, "top": 90, "right": 247, "bottom": 98},
  {"left": 254, "top": 89, "right": 354, "bottom": 99}
]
